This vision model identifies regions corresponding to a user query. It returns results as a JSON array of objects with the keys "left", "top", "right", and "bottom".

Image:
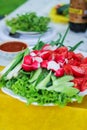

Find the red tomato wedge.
[
  {"left": 73, "top": 78, "right": 87, "bottom": 91},
  {"left": 80, "top": 64, "right": 87, "bottom": 76},
  {"left": 73, "top": 78, "right": 83, "bottom": 91},
  {"left": 71, "top": 65, "right": 85, "bottom": 77},
  {"left": 81, "top": 78, "right": 87, "bottom": 91},
  {"left": 82, "top": 57, "right": 87, "bottom": 64},
  {"left": 54, "top": 46, "right": 68, "bottom": 58},
  {"left": 64, "top": 64, "right": 72, "bottom": 75}
]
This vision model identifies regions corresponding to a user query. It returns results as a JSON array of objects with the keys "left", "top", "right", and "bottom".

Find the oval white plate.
[
  {"left": 1, "top": 50, "right": 87, "bottom": 105},
  {"left": 7, "top": 25, "right": 51, "bottom": 35},
  {"left": 0, "top": 21, "right": 57, "bottom": 46}
]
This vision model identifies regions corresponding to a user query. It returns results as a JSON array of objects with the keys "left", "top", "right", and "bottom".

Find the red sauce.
[{"left": 0, "top": 41, "right": 27, "bottom": 52}]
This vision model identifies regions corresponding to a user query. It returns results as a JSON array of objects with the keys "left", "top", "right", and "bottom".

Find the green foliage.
[
  {"left": 1, "top": 69, "right": 82, "bottom": 107},
  {"left": 6, "top": 12, "right": 50, "bottom": 33},
  {"left": 0, "top": 0, "right": 27, "bottom": 16}
]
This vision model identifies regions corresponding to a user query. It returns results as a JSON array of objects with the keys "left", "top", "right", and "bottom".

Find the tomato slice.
[
  {"left": 82, "top": 57, "right": 87, "bottom": 64},
  {"left": 71, "top": 65, "right": 85, "bottom": 77},
  {"left": 67, "top": 51, "right": 75, "bottom": 60},
  {"left": 68, "top": 59, "right": 80, "bottom": 66},
  {"left": 81, "top": 78, "right": 87, "bottom": 91},
  {"left": 54, "top": 46, "right": 68, "bottom": 58},
  {"left": 73, "top": 77, "right": 87, "bottom": 91},
  {"left": 73, "top": 78, "right": 83, "bottom": 91},
  {"left": 63, "top": 64, "right": 72, "bottom": 75},
  {"left": 80, "top": 64, "right": 87, "bottom": 76},
  {"left": 75, "top": 53, "right": 84, "bottom": 61}
]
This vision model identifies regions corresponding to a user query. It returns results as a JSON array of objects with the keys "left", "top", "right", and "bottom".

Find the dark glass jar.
[{"left": 69, "top": 0, "right": 87, "bottom": 32}]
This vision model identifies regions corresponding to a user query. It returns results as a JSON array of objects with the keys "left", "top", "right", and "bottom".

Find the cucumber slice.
[
  {"left": 53, "top": 75, "right": 74, "bottom": 87},
  {"left": 36, "top": 71, "right": 51, "bottom": 90},
  {"left": 47, "top": 83, "right": 79, "bottom": 97},
  {"left": 57, "top": 4, "right": 69, "bottom": 16},
  {"left": 29, "top": 68, "right": 42, "bottom": 83}
]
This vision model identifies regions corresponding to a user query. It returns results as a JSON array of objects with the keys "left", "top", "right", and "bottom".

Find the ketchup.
[{"left": 0, "top": 41, "right": 27, "bottom": 52}]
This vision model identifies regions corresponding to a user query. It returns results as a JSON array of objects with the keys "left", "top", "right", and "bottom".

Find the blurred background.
[{"left": 0, "top": 0, "right": 27, "bottom": 19}]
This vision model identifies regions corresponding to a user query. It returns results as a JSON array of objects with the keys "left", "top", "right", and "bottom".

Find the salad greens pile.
[
  {"left": 0, "top": 27, "right": 84, "bottom": 107},
  {"left": 1, "top": 69, "right": 82, "bottom": 106},
  {"left": 6, "top": 12, "right": 50, "bottom": 34}
]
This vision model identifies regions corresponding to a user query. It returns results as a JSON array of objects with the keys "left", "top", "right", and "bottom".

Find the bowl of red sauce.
[{"left": 0, "top": 41, "right": 28, "bottom": 59}]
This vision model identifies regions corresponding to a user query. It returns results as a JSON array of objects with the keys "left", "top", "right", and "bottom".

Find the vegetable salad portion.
[
  {"left": 6, "top": 12, "right": 50, "bottom": 34},
  {"left": 1, "top": 41, "right": 87, "bottom": 107},
  {"left": 0, "top": 25, "right": 85, "bottom": 107}
]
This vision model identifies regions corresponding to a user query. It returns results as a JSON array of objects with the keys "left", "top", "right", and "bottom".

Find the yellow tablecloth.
[{"left": 0, "top": 66, "right": 87, "bottom": 130}]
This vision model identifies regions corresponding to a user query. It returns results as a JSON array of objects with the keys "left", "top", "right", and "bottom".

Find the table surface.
[
  {"left": 0, "top": 0, "right": 87, "bottom": 49},
  {"left": 0, "top": 0, "right": 87, "bottom": 66},
  {"left": 0, "top": 1, "right": 87, "bottom": 130}
]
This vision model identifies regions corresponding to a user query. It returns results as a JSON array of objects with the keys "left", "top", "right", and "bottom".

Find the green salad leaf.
[{"left": 1, "top": 69, "right": 83, "bottom": 107}]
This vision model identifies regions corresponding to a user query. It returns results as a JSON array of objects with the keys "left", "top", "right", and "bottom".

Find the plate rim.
[
  {"left": 6, "top": 24, "right": 52, "bottom": 35},
  {"left": 1, "top": 87, "right": 55, "bottom": 106}
]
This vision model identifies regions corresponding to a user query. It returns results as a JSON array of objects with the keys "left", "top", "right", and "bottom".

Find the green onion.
[
  {"left": 69, "top": 41, "right": 84, "bottom": 51},
  {"left": 0, "top": 48, "right": 30, "bottom": 79}
]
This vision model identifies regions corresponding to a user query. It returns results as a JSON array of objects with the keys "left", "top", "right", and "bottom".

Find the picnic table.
[{"left": 0, "top": 0, "right": 87, "bottom": 130}]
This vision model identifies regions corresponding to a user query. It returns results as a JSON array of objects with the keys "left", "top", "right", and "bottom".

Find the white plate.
[
  {"left": 1, "top": 87, "right": 55, "bottom": 106},
  {"left": 0, "top": 21, "right": 57, "bottom": 46},
  {"left": 1, "top": 50, "right": 87, "bottom": 105},
  {"left": 7, "top": 25, "right": 50, "bottom": 35}
]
